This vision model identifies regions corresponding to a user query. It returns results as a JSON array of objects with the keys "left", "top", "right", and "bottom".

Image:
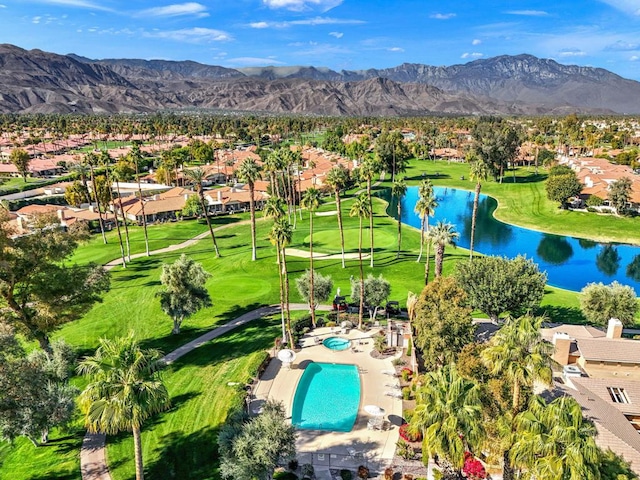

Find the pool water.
[
  {"left": 292, "top": 362, "right": 361, "bottom": 432},
  {"left": 323, "top": 336, "right": 351, "bottom": 351}
]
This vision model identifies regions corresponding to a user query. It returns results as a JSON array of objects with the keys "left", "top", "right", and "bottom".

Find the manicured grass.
[{"left": 397, "top": 159, "right": 640, "bottom": 245}]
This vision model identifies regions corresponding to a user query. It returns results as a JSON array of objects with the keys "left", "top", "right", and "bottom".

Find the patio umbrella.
[
  {"left": 277, "top": 348, "right": 296, "bottom": 365},
  {"left": 364, "top": 404, "right": 386, "bottom": 417}
]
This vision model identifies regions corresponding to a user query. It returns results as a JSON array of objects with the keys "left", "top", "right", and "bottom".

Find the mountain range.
[{"left": 2, "top": 44, "right": 640, "bottom": 116}]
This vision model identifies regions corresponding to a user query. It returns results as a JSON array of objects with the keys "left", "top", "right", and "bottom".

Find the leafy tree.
[
  {"left": 0, "top": 328, "right": 77, "bottom": 446},
  {"left": 350, "top": 273, "right": 391, "bottom": 321},
  {"left": 580, "top": 281, "right": 638, "bottom": 326},
  {"left": 472, "top": 117, "right": 521, "bottom": 183},
  {"left": 158, "top": 254, "right": 212, "bottom": 334},
  {"left": 324, "top": 165, "right": 350, "bottom": 268},
  {"left": 410, "top": 364, "right": 484, "bottom": 473},
  {"left": 237, "top": 159, "right": 262, "bottom": 261},
  {"left": 181, "top": 194, "right": 203, "bottom": 217},
  {"left": 455, "top": 255, "right": 547, "bottom": 323},
  {"left": 64, "top": 181, "right": 90, "bottom": 207},
  {"left": 349, "top": 193, "right": 371, "bottom": 329},
  {"left": 608, "top": 176, "right": 632, "bottom": 215},
  {"left": 511, "top": 396, "right": 600, "bottom": 480},
  {"left": 374, "top": 130, "right": 411, "bottom": 181},
  {"left": 78, "top": 335, "right": 171, "bottom": 480},
  {"left": 427, "top": 220, "right": 459, "bottom": 278},
  {"left": 597, "top": 449, "right": 639, "bottom": 480},
  {"left": 10, "top": 148, "right": 30, "bottom": 182},
  {"left": 537, "top": 148, "right": 556, "bottom": 167},
  {"left": 546, "top": 172, "right": 583, "bottom": 208},
  {"left": 413, "top": 276, "right": 475, "bottom": 369},
  {"left": 295, "top": 270, "right": 333, "bottom": 314},
  {"left": 185, "top": 167, "right": 220, "bottom": 256},
  {"left": 0, "top": 213, "right": 110, "bottom": 350},
  {"left": 391, "top": 178, "right": 407, "bottom": 259},
  {"left": 548, "top": 165, "right": 574, "bottom": 177},
  {"left": 218, "top": 400, "right": 297, "bottom": 480}
]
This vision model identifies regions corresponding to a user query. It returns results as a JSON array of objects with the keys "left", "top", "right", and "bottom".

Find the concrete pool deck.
[{"left": 252, "top": 326, "right": 402, "bottom": 477}]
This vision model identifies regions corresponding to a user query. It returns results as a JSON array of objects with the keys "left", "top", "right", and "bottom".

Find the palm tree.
[
  {"left": 482, "top": 314, "right": 553, "bottom": 480},
  {"left": 100, "top": 151, "right": 126, "bottom": 268},
  {"left": 415, "top": 180, "right": 437, "bottom": 263},
  {"left": 78, "top": 335, "right": 171, "bottom": 480},
  {"left": 469, "top": 160, "right": 490, "bottom": 260},
  {"left": 411, "top": 364, "right": 484, "bottom": 473},
  {"left": 113, "top": 159, "right": 134, "bottom": 262},
  {"left": 130, "top": 143, "right": 150, "bottom": 256},
  {"left": 359, "top": 158, "right": 379, "bottom": 268},
  {"left": 85, "top": 152, "right": 107, "bottom": 244},
  {"left": 511, "top": 396, "right": 599, "bottom": 480},
  {"left": 188, "top": 168, "right": 221, "bottom": 255},
  {"left": 324, "top": 166, "right": 349, "bottom": 268},
  {"left": 391, "top": 178, "right": 407, "bottom": 259},
  {"left": 349, "top": 193, "right": 371, "bottom": 330},
  {"left": 69, "top": 161, "right": 92, "bottom": 205},
  {"left": 300, "top": 188, "right": 322, "bottom": 327},
  {"left": 264, "top": 196, "right": 287, "bottom": 343},
  {"left": 237, "top": 159, "right": 262, "bottom": 261},
  {"left": 427, "top": 220, "right": 459, "bottom": 278},
  {"left": 269, "top": 219, "right": 293, "bottom": 346}
]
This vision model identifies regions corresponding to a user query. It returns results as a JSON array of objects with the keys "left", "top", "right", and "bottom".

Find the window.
[{"left": 607, "top": 387, "right": 630, "bottom": 404}]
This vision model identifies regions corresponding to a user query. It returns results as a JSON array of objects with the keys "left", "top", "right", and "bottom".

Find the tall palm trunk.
[
  {"left": 396, "top": 200, "right": 402, "bottom": 259},
  {"left": 425, "top": 218, "right": 431, "bottom": 285},
  {"left": 281, "top": 246, "right": 293, "bottom": 346},
  {"left": 435, "top": 242, "right": 445, "bottom": 277},
  {"left": 286, "top": 170, "right": 294, "bottom": 222},
  {"left": 417, "top": 215, "right": 425, "bottom": 262},
  {"left": 105, "top": 168, "right": 126, "bottom": 268},
  {"left": 512, "top": 380, "right": 521, "bottom": 414},
  {"left": 275, "top": 245, "right": 286, "bottom": 343},
  {"left": 358, "top": 217, "right": 364, "bottom": 330},
  {"left": 134, "top": 160, "right": 150, "bottom": 256},
  {"left": 115, "top": 180, "right": 131, "bottom": 261},
  {"left": 367, "top": 179, "right": 374, "bottom": 268},
  {"left": 89, "top": 164, "right": 107, "bottom": 244},
  {"left": 335, "top": 190, "right": 346, "bottom": 268},
  {"left": 249, "top": 183, "right": 257, "bottom": 260},
  {"left": 133, "top": 426, "right": 145, "bottom": 480},
  {"left": 199, "top": 188, "right": 220, "bottom": 257},
  {"left": 469, "top": 181, "right": 481, "bottom": 260},
  {"left": 309, "top": 213, "right": 316, "bottom": 327}
]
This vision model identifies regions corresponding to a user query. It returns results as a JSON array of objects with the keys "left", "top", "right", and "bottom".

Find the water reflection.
[
  {"left": 400, "top": 186, "right": 640, "bottom": 293},
  {"left": 537, "top": 235, "right": 574, "bottom": 266}
]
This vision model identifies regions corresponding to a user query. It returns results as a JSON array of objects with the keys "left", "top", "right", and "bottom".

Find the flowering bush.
[
  {"left": 399, "top": 423, "right": 422, "bottom": 442},
  {"left": 463, "top": 452, "right": 487, "bottom": 479},
  {"left": 401, "top": 367, "right": 413, "bottom": 382}
]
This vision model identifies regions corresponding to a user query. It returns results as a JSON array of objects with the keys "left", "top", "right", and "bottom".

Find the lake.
[{"left": 400, "top": 186, "right": 640, "bottom": 294}]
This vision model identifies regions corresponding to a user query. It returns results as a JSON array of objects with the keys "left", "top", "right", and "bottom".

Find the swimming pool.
[
  {"left": 292, "top": 362, "right": 360, "bottom": 432},
  {"left": 322, "top": 336, "right": 351, "bottom": 351}
]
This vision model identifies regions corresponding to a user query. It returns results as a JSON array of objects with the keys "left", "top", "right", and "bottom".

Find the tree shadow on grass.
[
  {"left": 145, "top": 427, "right": 220, "bottom": 480},
  {"left": 535, "top": 305, "right": 586, "bottom": 325}
]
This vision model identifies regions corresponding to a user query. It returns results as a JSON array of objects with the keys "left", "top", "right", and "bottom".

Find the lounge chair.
[
  {"left": 346, "top": 447, "right": 364, "bottom": 460},
  {"left": 381, "top": 369, "right": 398, "bottom": 376},
  {"left": 385, "top": 390, "right": 403, "bottom": 398}
]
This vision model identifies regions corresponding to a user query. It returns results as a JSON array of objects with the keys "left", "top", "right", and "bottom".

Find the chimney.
[
  {"left": 57, "top": 208, "right": 66, "bottom": 220},
  {"left": 217, "top": 190, "right": 222, "bottom": 202},
  {"left": 552, "top": 332, "right": 572, "bottom": 366},
  {"left": 607, "top": 318, "right": 623, "bottom": 339}
]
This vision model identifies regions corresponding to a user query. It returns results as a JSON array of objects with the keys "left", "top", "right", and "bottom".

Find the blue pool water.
[
  {"left": 400, "top": 186, "right": 640, "bottom": 294},
  {"left": 323, "top": 337, "right": 351, "bottom": 351},
  {"left": 292, "top": 362, "right": 360, "bottom": 432}
]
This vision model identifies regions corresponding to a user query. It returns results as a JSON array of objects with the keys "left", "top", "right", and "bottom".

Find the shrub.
[
  {"left": 586, "top": 206, "right": 597, "bottom": 213},
  {"left": 406, "top": 338, "right": 412, "bottom": 357},
  {"left": 340, "top": 469, "right": 353, "bottom": 480},
  {"left": 301, "top": 464, "right": 314, "bottom": 479},
  {"left": 326, "top": 321, "right": 337, "bottom": 327},
  {"left": 402, "top": 386, "right": 411, "bottom": 400},
  {"left": 396, "top": 439, "right": 416, "bottom": 460},
  {"left": 586, "top": 195, "right": 604, "bottom": 207},
  {"left": 399, "top": 423, "right": 422, "bottom": 442},
  {"left": 357, "top": 465, "right": 370, "bottom": 479},
  {"left": 291, "top": 315, "right": 313, "bottom": 334},
  {"left": 288, "top": 459, "right": 299, "bottom": 471},
  {"left": 374, "top": 334, "right": 387, "bottom": 353},
  {"left": 402, "top": 409, "right": 415, "bottom": 423},
  {"left": 316, "top": 316, "right": 326, "bottom": 327},
  {"left": 463, "top": 452, "right": 487, "bottom": 480},
  {"left": 401, "top": 367, "right": 413, "bottom": 382},
  {"left": 392, "top": 358, "right": 406, "bottom": 366}
]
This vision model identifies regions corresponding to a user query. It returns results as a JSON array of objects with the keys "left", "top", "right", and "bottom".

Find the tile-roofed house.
[
  {"left": 14, "top": 204, "right": 114, "bottom": 232},
  {"left": 120, "top": 188, "right": 195, "bottom": 224}
]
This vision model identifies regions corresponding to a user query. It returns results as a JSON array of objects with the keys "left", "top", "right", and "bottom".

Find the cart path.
[{"left": 81, "top": 303, "right": 331, "bottom": 480}]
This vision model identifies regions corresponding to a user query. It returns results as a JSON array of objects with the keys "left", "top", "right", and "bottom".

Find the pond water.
[{"left": 400, "top": 186, "right": 640, "bottom": 294}]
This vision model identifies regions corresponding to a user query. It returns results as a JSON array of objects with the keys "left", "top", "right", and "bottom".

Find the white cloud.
[
  {"left": 0, "top": 4, "right": 6, "bottom": 7},
  {"left": 461, "top": 52, "right": 484, "bottom": 59},
  {"left": 388, "top": 47, "right": 404, "bottom": 52},
  {"left": 32, "top": 16, "right": 41, "bottom": 23},
  {"left": 144, "top": 27, "right": 232, "bottom": 43},
  {"left": 597, "top": 0, "right": 640, "bottom": 15},
  {"left": 558, "top": 48, "right": 587, "bottom": 57},
  {"left": 139, "top": 3, "right": 209, "bottom": 18},
  {"left": 262, "top": 0, "right": 342, "bottom": 12},
  {"left": 429, "top": 13, "right": 456, "bottom": 20},
  {"left": 605, "top": 40, "right": 639, "bottom": 51},
  {"left": 506, "top": 10, "right": 549, "bottom": 16},
  {"left": 631, "top": 55, "right": 639, "bottom": 61},
  {"left": 472, "top": 39, "right": 481, "bottom": 45},
  {"left": 247, "top": 16, "right": 364, "bottom": 28},
  {"left": 329, "top": 31, "right": 343, "bottom": 38},
  {"left": 292, "top": 42, "right": 352, "bottom": 56},
  {"left": 33, "top": 0, "right": 113, "bottom": 11},
  {"left": 225, "top": 56, "right": 286, "bottom": 66}
]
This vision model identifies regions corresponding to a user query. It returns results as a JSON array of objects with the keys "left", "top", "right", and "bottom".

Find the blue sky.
[{"left": 2, "top": 0, "right": 640, "bottom": 80}]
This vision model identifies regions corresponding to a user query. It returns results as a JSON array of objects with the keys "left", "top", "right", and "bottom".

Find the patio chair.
[
  {"left": 384, "top": 382, "right": 400, "bottom": 389},
  {"left": 385, "top": 390, "right": 403, "bottom": 399},
  {"left": 314, "top": 337, "right": 322, "bottom": 345},
  {"left": 381, "top": 369, "right": 398, "bottom": 377},
  {"left": 346, "top": 447, "right": 364, "bottom": 460}
]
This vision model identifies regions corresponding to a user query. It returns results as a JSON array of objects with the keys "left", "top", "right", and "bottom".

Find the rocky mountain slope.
[{"left": 1, "top": 44, "right": 637, "bottom": 115}]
